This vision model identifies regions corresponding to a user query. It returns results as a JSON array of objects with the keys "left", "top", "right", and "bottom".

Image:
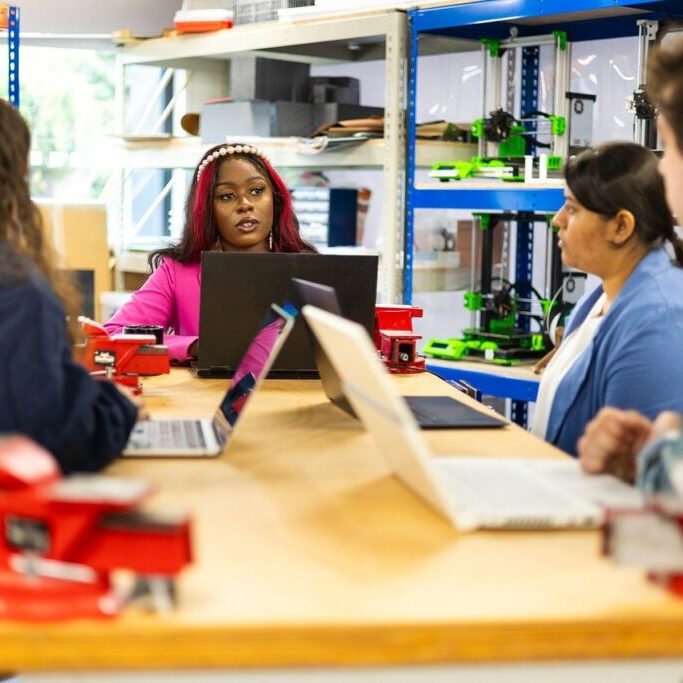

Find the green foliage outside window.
[{"left": 0, "top": 46, "right": 115, "bottom": 199}]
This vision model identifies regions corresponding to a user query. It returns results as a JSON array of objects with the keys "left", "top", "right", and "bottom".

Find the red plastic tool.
[
  {"left": 77, "top": 317, "right": 170, "bottom": 394},
  {"left": 373, "top": 305, "right": 426, "bottom": 374},
  {"left": 0, "top": 435, "right": 192, "bottom": 620}
]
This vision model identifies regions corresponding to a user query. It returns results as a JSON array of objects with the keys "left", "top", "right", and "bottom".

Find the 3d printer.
[
  {"left": 423, "top": 213, "right": 581, "bottom": 366},
  {"left": 423, "top": 31, "right": 591, "bottom": 366}
]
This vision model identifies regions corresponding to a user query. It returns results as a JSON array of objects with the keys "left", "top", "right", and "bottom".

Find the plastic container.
[{"left": 173, "top": 9, "right": 234, "bottom": 33}]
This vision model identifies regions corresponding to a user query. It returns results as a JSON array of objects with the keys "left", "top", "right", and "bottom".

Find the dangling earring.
[{"left": 268, "top": 231, "right": 273, "bottom": 251}]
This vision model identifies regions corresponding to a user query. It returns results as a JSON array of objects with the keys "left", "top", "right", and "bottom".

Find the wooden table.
[{"left": 6, "top": 370, "right": 683, "bottom": 681}]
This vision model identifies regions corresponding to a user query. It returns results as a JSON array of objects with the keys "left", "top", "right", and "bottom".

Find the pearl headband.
[{"left": 196, "top": 144, "right": 269, "bottom": 180}]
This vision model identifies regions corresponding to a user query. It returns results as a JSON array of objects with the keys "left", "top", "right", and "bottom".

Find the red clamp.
[
  {"left": 374, "top": 305, "right": 426, "bottom": 374},
  {"left": 0, "top": 435, "right": 192, "bottom": 620},
  {"left": 77, "top": 318, "right": 170, "bottom": 394}
]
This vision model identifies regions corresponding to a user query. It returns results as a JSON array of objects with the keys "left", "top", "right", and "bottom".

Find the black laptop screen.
[{"left": 199, "top": 252, "right": 378, "bottom": 378}]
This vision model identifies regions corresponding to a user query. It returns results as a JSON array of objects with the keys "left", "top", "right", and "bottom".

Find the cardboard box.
[
  {"left": 37, "top": 201, "right": 113, "bottom": 322},
  {"left": 117, "top": 250, "right": 152, "bottom": 292},
  {"left": 456, "top": 219, "right": 504, "bottom": 269},
  {"left": 309, "top": 76, "right": 360, "bottom": 104},
  {"left": 315, "top": 103, "right": 383, "bottom": 130},
  {"left": 413, "top": 252, "right": 465, "bottom": 292}
]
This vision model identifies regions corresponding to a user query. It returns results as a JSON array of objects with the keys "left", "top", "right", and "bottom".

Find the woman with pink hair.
[{"left": 104, "top": 143, "right": 316, "bottom": 362}]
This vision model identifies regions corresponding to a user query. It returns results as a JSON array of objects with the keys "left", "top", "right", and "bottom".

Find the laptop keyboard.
[
  {"left": 130, "top": 420, "right": 207, "bottom": 450},
  {"left": 403, "top": 396, "right": 504, "bottom": 429},
  {"left": 434, "top": 458, "right": 603, "bottom": 529},
  {"left": 437, "top": 460, "right": 566, "bottom": 509}
]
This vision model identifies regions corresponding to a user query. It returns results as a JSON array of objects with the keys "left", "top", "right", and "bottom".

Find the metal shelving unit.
[
  {"left": 406, "top": 0, "right": 683, "bottom": 302},
  {"left": 406, "top": 0, "right": 683, "bottom": 422},
  {"left": 117, "top": 9, "right": 475, "bottom": 303}
]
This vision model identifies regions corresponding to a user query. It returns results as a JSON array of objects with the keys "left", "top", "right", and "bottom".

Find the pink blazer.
[{"left": 104, "top": 258, "right": 200, "bottom": 362}]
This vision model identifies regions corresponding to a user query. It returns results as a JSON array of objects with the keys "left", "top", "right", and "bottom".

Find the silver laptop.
[
  {"left": 123, "top": 304, "right": 295, "bottom": 457},
  {"left": 302, "top": 305, "right": 643, "bottom": 531}
]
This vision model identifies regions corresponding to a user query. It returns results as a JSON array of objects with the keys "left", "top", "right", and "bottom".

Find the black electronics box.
[
  {"left": 309, "top": 76, "right": 360, "bottom": 105},
  {"left": 229, "top": 56, "right": 310, "bottom": 102}
]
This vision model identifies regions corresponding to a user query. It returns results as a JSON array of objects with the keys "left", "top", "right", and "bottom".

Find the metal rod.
[
  {"left": 489, "top": 45, "right": 502, "bottom": 161},
  {"left": 634, "top": 20, "right": 658, "bottom": 146},
  {"left": 552, "top": 34, "right": 570, "bottom": 159},
  {"left": 479, "top": 43, "right": 487, "bottom": 157},
  {"left": 470, "top": 217, "right": 478, "bottom": 329},
  {"left": 130, "top": 176, "right": 174, "bottom": 240},
  {"left": 480, "top": 222, "right": 495, "bottom": 331},
  {"left": 404, "top": 12, "right": 419, "bottom": 305},
  {"left": 500, "top": 35, "right": 557, "bottom": 49},
  {"left": 382, "top": 10, "right": 408, "bottom": 304},
  {"left": 132, "top": 67, "right": 174, "bottom": 134},
  {"left": 151, "top": 71, "right": 192, "bottom": 134}
]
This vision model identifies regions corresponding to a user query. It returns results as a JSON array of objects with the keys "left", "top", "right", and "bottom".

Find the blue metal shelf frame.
[
  {"left": 520, "top": 46, "right": 539, "bottom": 156},
  {"left": 411, "top": 186, "right": 563, "bottom": 212},
  {"left": 513, "top": 44, "right": 541, "bottom": 424},
  {"left": 413, "top": 0, "right": 683, "bottom": 39},
  {"left": 404, "top": 16, "right": 420, "bottom": 303},
  {"left": 427, "top": 364, "right": 539, "bottom": 403},
  {"left": 7, "top": 5, "right": 18, "bottom": 108}
]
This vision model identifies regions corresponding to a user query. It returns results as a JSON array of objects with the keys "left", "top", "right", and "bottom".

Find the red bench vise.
[
  {"left": 374, "top": 305, "right": 426, "bottom": 374},
  {"left": 0, "top": 435, "right": 192, "bottom": 620},
  {"left": 77, "top": 317, "right": 170, "bottom": 394}
]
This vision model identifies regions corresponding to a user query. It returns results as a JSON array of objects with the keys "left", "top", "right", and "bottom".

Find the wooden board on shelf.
[
  {"left": 119, "top": 11, "right": 399, "bottom": 67},
  {"left": 117, "top": 136, "right": 476, "bottom": 170}
]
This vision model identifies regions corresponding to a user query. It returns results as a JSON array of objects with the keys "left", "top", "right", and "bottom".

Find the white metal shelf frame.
[{"left": 115, "top": 10, "right": 413, "bottom": 302}]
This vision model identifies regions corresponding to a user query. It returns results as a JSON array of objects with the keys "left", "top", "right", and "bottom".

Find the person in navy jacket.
[
  {"left": 530, "top": 141, "right": 683, "bottom": 459},
  {"left": 0, "top": 98, "right": 140, "bottom": 473}
]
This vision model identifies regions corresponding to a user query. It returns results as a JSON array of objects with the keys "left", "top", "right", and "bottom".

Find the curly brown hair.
[{"left": 0, "top": 98, "right": 80, "bottom": 343}]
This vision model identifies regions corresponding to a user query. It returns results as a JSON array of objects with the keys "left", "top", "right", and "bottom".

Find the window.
[{"left": 0, "top": 45, "right": 115, "bottom": 200}]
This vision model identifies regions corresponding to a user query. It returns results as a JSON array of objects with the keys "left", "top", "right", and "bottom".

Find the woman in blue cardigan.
[
  {"left": 530, "top": 141, "right": 683, "bottom": 458},
  {"left": 578, "top": 37, "right": 683, "bottom": 491}
]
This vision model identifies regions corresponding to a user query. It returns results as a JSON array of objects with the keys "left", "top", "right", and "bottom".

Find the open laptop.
[
  {"left": 123, "top": 304, "right": 295, "bottom": 457},
  {"left": 291, "top": 278, "right": 505, "bottom": 430},
  {"left": 197, "top": 252, "right": 378, "bottom": 378},
  {"left": 302, "top": 305, "right": 643, "bottom": 531}
]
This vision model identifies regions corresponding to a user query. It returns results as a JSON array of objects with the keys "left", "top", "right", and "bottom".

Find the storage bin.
[{"left": 233, "top": 0, "right": 314, "bottom": 25}]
